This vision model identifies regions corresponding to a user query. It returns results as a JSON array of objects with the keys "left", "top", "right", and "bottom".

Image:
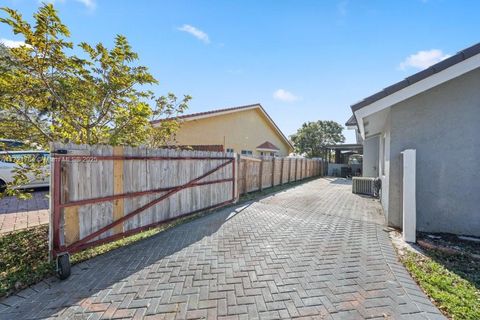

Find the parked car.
[
  {"left": 0, "top": 139, "right": 27, "bottom": 150},
  {"left": 0, "top": 150, "right": 50, "bottom": 189}
]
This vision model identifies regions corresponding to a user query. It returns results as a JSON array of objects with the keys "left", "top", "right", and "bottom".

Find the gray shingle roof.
[
  {"left": 345, "top": 115, "right": 357, "bottom": 126},
  {"left": 351, "top": 42, "right": 480, "bottom": 112},
  {"left": 150, "top": 103, "right": 261, "bottom": 124},
  {"left": 256, "top": 141, "right": 280, "bottom": 151}
]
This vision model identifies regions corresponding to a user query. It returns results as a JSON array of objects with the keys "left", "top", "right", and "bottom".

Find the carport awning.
[
  {"left": 323, "top": 144, "right": 363, "bottom": 164},
  {"left": 324, "top": 144, "right": 363, "bottom": 151}
]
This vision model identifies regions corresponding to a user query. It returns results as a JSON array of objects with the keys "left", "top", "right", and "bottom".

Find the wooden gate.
[{"left": 50, "top": 143, "right": 236, "bottom": 278}]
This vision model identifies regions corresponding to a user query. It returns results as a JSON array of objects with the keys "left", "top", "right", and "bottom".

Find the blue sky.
[{"left": 1, "top": 0, "right": 479, "bottom": 143}]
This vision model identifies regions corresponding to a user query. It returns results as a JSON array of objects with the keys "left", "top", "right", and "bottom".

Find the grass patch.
[
  {"left": 401, "top": 250, "right": 480, "bottom": 319},
  {"left": 0, "top": 177, "right": 320, "bottom": 298},
  {"left": 0, "top": 225, "right": 53, "bottom": 297}
]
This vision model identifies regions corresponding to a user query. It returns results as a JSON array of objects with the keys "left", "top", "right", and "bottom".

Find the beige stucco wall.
[{"left": 170, "top": 108, "right": 293, "bottom": 156}]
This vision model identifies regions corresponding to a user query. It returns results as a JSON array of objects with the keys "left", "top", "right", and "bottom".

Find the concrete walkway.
[{"left": 0, "top": 178, "right": 444, "bottom": 319}]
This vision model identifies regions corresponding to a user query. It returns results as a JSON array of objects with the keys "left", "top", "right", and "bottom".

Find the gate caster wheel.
[{"left": 56, "top": 253, "right": 71, "bottom": 280}]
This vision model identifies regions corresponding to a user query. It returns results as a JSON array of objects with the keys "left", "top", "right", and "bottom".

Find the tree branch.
[{"left": 6, "top": 102, "right": 53, "bottom": 142}]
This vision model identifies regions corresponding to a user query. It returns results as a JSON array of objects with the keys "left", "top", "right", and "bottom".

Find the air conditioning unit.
[{"left": 352, "top": 177, "right": 375, "bottom": 196}]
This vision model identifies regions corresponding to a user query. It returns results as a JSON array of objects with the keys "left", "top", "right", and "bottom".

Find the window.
[
  {"left": 226, "top": 148, "right": 234, "bottom": 153},
  {"left": 260, "top": 151, "right": 277, "bottom": 157},
  {"left": 0, "top": 139, "right": 26, "bottom": 151},
  {"left": 260, "top": 151, "right": 276, "bottom": 157},
  {"left": 241, "top": 150, "right": 253, "bottom": 155}
]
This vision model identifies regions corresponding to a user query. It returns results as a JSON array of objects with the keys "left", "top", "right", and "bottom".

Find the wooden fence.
[
  {"left": 237, "top": 156, "right": 324, "bottom": 196},
  {"left": 49, "top": 143, "right": 325, "bottom": 263}
]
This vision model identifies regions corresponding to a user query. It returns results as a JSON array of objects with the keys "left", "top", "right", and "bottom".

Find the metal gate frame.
[{"left": 51, "top": 152, "right": 236, "bottom": 260}]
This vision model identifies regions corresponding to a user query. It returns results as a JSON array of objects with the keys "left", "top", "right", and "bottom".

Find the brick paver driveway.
[
  {"left": 0, "top": 178, "right": 444, "bottom": 319},
  {"left": 0, "top": 189, "right": 49, "bottom": 234}
]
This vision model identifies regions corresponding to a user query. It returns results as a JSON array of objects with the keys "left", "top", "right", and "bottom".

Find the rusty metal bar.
[
  {"left": 56, "top": 199, "right": 235, "bottom": 256},
  {"left": 59, "top": 178, "right": 234, "bottom": 209},
  {"left": 52, "top": 158, "right": 62, "bottom": 252},
  {"left": 52, "top": 154, "right": 234, "bottom": 161}
]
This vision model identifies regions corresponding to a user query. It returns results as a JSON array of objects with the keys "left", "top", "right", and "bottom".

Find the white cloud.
[
  {"left": 0, "top": 38, "right": 30, "bottom": 48},
  {"left": 337, "top": 0, "right": 348, "bottom": 16},
  {"left": 76, "top": 0, "right": 96, "bottom": 9},
  {"left": 399, "top": 49, "right": 451, "bottom": 70},
  {"left": 178, "top": 24, "right": 210, "bottom": 44},
  {"left": 273, "top": 89, "right": 300, "bottom": 102}
]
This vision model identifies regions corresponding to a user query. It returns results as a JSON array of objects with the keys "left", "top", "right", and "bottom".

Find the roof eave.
[{"left": 351, "top": 43, "right": 480, "bottom": 139}]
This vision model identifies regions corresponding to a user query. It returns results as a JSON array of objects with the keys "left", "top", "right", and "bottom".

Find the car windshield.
[{"left": 0, "top": 140, "right": 26, "bottom": 151}]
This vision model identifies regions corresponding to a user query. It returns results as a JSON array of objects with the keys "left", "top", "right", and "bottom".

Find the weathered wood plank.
[
  {"left": 258, "top": 158, "right": 263, "bottom": 191},
  {"left": 113, "top": 146, "right": 124, "bottom": 235},
  {"left": 76, "top": 144, "right": 93, "bottom": 241},
  {"left": 64, "top": 206, "right": 79, "bottom": 246},
  {"left": 271, "top": 158, "right": 276, "bottom": 187},
  {"left": 89, "top": 144, "right": 113, "bottom": 240},
  {"left": 279, "top": 158, "right": 283, "bottom": 185}
]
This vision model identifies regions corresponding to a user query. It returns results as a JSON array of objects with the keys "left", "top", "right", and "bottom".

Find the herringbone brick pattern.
[
  {"left": 0, "top": 189, "right": 49, "bottom": 234},
  {"left": 0, "top": 178, "right": 444, "bottom": 319}
]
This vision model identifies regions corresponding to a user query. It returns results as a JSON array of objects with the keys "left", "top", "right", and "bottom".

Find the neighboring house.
[
  {"left": 152, "top": 103, "right": 294, "bottom": 157},
  {"left": 348, "top": 42, "right": 480, "bottom": 237}
]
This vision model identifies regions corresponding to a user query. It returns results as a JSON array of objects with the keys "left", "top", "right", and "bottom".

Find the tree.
[
  {"left": 0, "top": 43, "right": 9, "bottom": 67},
  {"left": 0, "top": 4, "right": 190, "bottom": 197},
  {"left": 149, "top": 93, "right": 190, "bottom": 148},
  {"left": 0, "top": 43, "right": 44, "bottom": 147},
  {"left": 0, "top": 4, "right": 190, "bottom": 147},
  {"left": 290, "top": 120, "right": 345, "bottom": 158}
]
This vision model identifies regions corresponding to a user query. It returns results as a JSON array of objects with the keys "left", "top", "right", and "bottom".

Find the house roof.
[
  {"left": 256, "top": 141, "right": 280, "bottom": 151},
  {"left": 151, "top": 103, "right": 294, "bottom": 150},
  {"left": 345, "top": 115, "right": 357, "bottom": 127},
  {"left": 150, "top": 103, "right": 261, "bottom": 123},
  {"left": 351, "top": 42, "right": 480, "bottom": 112},
  {"left": 351, "top": 42, "right": 480, "bottom": 139}
]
